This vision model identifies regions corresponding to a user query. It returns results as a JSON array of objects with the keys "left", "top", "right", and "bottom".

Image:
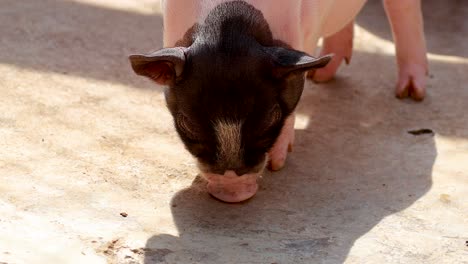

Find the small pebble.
[
  {"left": 120, "top": 212, "right": 128, "bottom": 217},
  {"left": 408, "top": 129, "right": 434, "bottom": 136},
  {"left": 439, "top": 194, "right": 451, "bottom": 203}
]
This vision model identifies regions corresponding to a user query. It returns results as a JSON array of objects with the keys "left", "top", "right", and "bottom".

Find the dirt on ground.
[{"left": 0, "top": 0, "right": 467, "bottom": 263}]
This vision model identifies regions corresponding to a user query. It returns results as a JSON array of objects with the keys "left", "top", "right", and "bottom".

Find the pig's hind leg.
[
  {"left": 384, "top": 0, "right": 428, "bottom": 101},
  {"left": 308, "top": 21, "right": 354, "bottom": 82}
]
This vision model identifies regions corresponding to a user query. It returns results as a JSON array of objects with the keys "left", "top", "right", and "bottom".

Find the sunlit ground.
[{"left": 0, "top": 0, "right": 467, "bottom": 263}]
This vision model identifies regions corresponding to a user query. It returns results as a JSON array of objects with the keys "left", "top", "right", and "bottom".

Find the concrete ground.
[{"left": 0, "top": 0, "right": 467, "bottom": 263}]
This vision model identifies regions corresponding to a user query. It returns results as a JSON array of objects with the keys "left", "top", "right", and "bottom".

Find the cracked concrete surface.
[{"left": 0, "top": 0, "right": 467, "bottom": 263}]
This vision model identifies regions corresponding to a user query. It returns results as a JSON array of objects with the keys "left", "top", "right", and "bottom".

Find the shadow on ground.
[
  {"left": 0, "top": 1, "right": 465, "bottom": 263},
  {"left": 143, "top": 1, "right": 468, "bottom": 263},
  {"left": 143, "top": 51, "right": 438, "bottom": 264}
]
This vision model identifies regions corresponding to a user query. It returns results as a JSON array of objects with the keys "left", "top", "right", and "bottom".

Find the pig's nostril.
[
  {"left": 229, "top": 162, "right": 265, "bottom": 176},
  {"left": 233, "top": 168, "right": 249, "bottom": 176},
  {"left": 222, "top": 169, "right": 244, "bottom": 177},
  {"left": 223, "top": 170, "right": 238, "bottom": 177},
  {"left": 227, "top": 168, "right": 256, "bottom": 176}
]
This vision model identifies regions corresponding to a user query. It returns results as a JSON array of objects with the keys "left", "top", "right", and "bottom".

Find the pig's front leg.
[
  {"left": 384, "top": 0, "right": 428, "bottom": 101},
  {"left": 268, "top": 113, "right": 295, "bottom": 171},
  {"left": 308, "top": 22, "right": 354, "bottom": 82}
]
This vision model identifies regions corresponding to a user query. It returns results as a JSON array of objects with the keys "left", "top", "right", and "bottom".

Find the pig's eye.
[
  {"left": 264, "top": 104, "right": 282, "bottom": 130},
  {"left": 270, "top": 104, "right": 282, "bottom": 124},
  {"left": 251, "top": 105, "right": 283, "bottom": 148},
  {"left": 175, "top": 113, "right": 200, "bottom": 141}
]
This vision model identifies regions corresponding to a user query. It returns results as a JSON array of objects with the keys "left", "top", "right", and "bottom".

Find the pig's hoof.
[
  {"left": 309, "top": 21, "right": 353, "bottom": 83},
  {"left": 268, "top": 142, "right": 292, "bottom": 171},
  {"left": 309, "top": 52, "right": 351, "bottom": 83},
  {"left": 395, "top": 65, "right": 427, "bottom": 101},
  {"left": 269, "top": 156, "right": 286, "bottom": 171},
  {"left": 205, "top": 172, "right": 259, "bottom": 203}
]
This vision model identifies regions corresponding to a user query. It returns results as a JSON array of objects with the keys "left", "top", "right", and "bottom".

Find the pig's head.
[{"left": 129, "top": 1, "right": 331, "bottom": 202}]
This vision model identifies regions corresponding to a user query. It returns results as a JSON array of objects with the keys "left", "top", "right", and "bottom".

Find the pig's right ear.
[
  {"left": 129, "top": 47, "right": 187, "bottom": 85},
  {"left": 264, "top": 47, "right": 332, "bottom": 78}
]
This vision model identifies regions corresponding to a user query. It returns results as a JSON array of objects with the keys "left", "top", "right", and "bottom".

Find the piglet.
[{"left": 130, "top": 0, "right": 428, "bottom": 202}]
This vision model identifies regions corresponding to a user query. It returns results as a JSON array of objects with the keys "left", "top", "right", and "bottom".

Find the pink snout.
[{"left": 202, "top": 170, "right": 260, "bottom": 203}]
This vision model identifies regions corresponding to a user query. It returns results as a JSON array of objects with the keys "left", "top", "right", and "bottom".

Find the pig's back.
[{"left": 162, "top": 0, "right": 365, "bottom": 52}]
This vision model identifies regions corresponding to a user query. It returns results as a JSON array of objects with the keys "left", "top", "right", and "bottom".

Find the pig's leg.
[
  {"left": 268, "top": 113, "right": 295, "bottom": 171},
  {"left": 308, "top": 21, "right": 354, "bottom": 82},
  {"left": 383, "top": 0, "right": 428, "bottom": 101},
  {"left": 162, "top": 0, "right": 198, "bottom": 47}
]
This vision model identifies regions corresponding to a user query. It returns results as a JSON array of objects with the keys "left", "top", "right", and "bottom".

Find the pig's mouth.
[{"left": 202, "top": 171, "right": 260, "bottom": 203}]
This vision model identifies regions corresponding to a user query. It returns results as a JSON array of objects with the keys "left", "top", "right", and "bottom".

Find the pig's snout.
[{"left": 203, "top": 170, "right": 259, "bottom": 203}]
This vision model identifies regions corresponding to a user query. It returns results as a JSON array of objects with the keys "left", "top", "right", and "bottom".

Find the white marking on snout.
[{"left": 215, "top": 120, "right": 243, "bottom": 167}]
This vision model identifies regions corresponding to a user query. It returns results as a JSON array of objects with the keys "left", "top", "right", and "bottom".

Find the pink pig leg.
[
  {"left": 309, "top": 21, "right": 354, "bottom": 82},
  {"left": 268, "top": 113, "right": 295, "bottom": 171},
  {"left": 383, "top": 0, "right": 428, "bottom": 101}
]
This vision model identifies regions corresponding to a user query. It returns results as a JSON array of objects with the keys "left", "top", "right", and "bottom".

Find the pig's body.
[
  {"left": 163, "top": 0, "right": 427, "bottom": 100},
  {"left": 131, "top": 0, "right": 428, "bottom": 202},
  {"left": 162, "top": 0, "right": 365, "bottom": 52}
]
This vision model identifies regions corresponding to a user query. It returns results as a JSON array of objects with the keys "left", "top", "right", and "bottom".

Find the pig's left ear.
[
  {"left": 264, "top": 47, "right": 332, "bottom": 78},
  {"left": 129, "top": 47, "right": 187, "bottom": 85}
]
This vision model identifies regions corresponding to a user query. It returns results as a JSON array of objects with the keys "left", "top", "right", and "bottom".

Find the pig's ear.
[
  {"left": 129, "top": 47, "right": 187, "bottom": 85},
  {"left": 264, "top": 47, "right": 332, "bottom": 78}
]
